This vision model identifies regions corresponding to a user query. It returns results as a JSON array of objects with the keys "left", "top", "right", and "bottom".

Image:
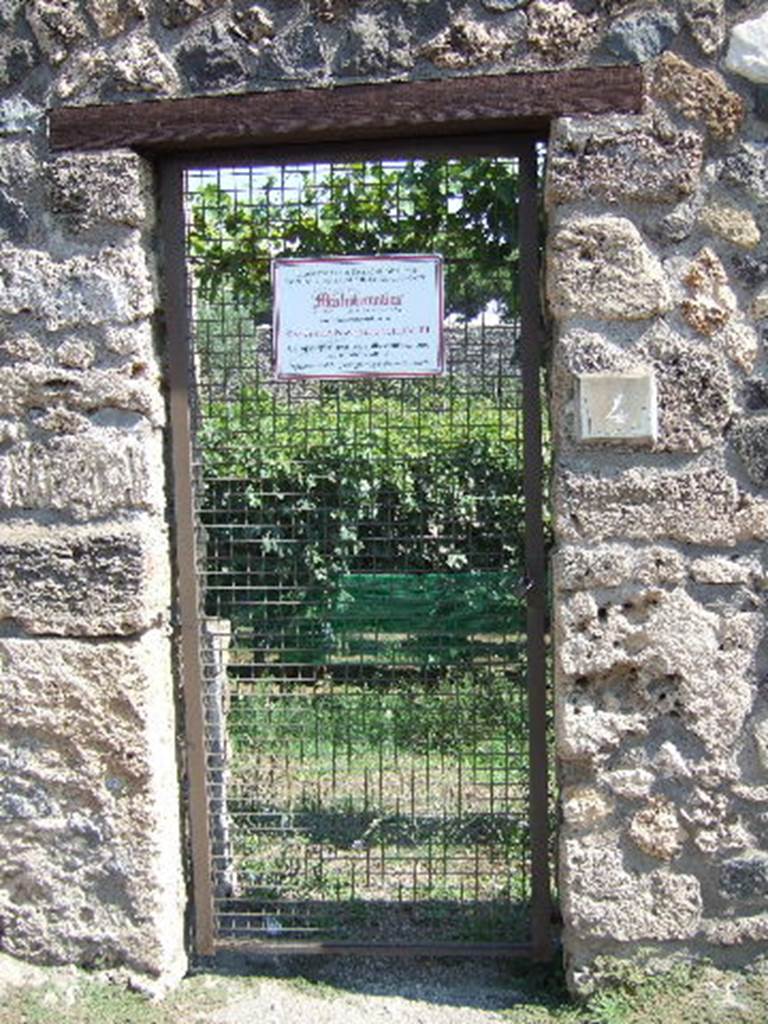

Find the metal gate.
[{"left": 162, "top": 137, "right": 551, "bottom": 958}]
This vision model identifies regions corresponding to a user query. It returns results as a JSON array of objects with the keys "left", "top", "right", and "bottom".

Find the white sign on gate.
[{"left": 272, "top": 254, "right": 444, "bottom": 380}]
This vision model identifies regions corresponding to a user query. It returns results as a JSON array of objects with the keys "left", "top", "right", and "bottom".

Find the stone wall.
[{"left": 0, "top": 0, "right": 767, "bottom": 994}]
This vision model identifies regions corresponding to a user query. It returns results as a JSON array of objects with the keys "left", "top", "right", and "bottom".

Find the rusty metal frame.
[{"left": 159, "top": 132, "right": 552, "bottom": 961}]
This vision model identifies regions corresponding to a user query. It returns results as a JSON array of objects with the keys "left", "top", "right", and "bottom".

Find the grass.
[
  {"left": 220, "top": 666, "right": 534, "bottom": 943},
  {"left": 2, "top": 957, "right": 767, "bottom": 1024}
]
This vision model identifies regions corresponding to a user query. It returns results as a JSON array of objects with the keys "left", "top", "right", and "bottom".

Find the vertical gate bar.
[
  {"left": 518, "top": 139, "right": 552, "bottom": 960},
  {"left": 159, "top": 158, "right": 216, "bottom": 956}
]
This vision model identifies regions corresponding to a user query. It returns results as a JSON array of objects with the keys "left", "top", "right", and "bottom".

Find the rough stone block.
[
  {"left": 604, "top": 10, "right": 678, "bottom": 64},
  {"left": 547, "top": 216, "right": 670, "bottom": 321},
  {"left": 0, "top": 363, "right": 164, "bottom": 426},
  {"left": 0, "top": 429, "right": 165, "bottom": 520},
  {"left": 720, "top": 854, "right": 768, "bottom": 899},
  {"left": 546, "top": 116, "right": 703, "bottom": 206},
  {"left": 47, "top": 151, "right": 152, "bottom": 232},
  {"left": 419, "top": 15, "right": 517, "bottom": 69},
  {"left": 56, "top": 34, "right": 180, "bottom": 102},
  {"left": 629, "top": 798, "right": 686, "bottom": 860},
  {"left": 161, "top": 0, "right": 226, "bottom": 28},
  {"left": 700, "top": 202, "right": 760, "bottom": 249},
  {"left": 177, "top": 19, "right": 247, "bottom": 90},
  {"left": 725, "top": 10, "right": 768, "bottom": 84},
  {"left": 0, "top": 245, "right": 153, "bottom": 331},
  {"left": 731, "top": 416, "right": 768, "bottom": 487},
  {"left": 335, "top": 11, "right": 414, "bottom": 75},
  {"left": 556, "top": 586, "right": 756, "bottom": 762},
  {"left": 0, "top": 35, "right": 36, "bottom": 89},
  {"left": 721, "top": 142, "right": 768, "bottom": 203},
  {"left": 0, "top": 97, "right": 43, "bottom": 136},
  {"left": 527, "top": 0, "right": 596, "bottom": 60},
  {"left": 653, "top": 52, "right": 745, "bottom": 139},
  {"left": 682, "top": 0, "right": 725, "bottom": 57},
  {"left": 0, "top": 633, "right": 185, "bottom": 981},
  {"left": 0, "top": 523, "right": 169, "bottom": 635},
  {"left": 86, "top": 0, "right": 147, "bottom": 39},
  {"left": 553, "top": 542, "right": 685, "bottom": 592},
  {"left": 680, "top": 247, "right": 737, "bottom": 336},
  {"left": 26, "top": 0, "right": 89, "bottom": 65},
  {"left": 689, "top": 554, "right": 762, "bottom": 585},
  {"left": 557, "top": 465, "right": 768, "bottom": 546},
  {"left": 561, "top": 836, "right": 702, "bottom": 941}
]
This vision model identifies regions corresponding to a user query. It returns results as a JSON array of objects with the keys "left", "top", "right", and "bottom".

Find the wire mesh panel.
[{"left": 182, "top": 153, "right": 539, "bottom": 948}]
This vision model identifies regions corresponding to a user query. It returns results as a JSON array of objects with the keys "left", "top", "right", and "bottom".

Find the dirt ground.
[{"left": 2, "top": 950, "right": 768, "bottom": 1024}]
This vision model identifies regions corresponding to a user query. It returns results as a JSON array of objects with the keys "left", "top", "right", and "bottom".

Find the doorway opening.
[{"left": 164, "top": 136, "right": 551, "bottom": 957}]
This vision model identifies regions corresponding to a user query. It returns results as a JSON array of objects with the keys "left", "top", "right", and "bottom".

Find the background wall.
[{"left": 0, "top": 0, "right": 766, "bottom": 992}]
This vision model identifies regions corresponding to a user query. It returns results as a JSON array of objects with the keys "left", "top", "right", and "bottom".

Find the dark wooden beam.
[{"left": 49, "top": 66, "right": 643, "bottom": 154}]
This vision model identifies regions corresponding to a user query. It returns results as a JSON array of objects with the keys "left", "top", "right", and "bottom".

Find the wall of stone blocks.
[{"left": 0, "top": 0, "right": 767, "bottom": 993}]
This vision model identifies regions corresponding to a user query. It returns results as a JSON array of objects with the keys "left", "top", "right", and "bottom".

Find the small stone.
[
  {"left": 482, "top": 0, "right": 525, "bottom": 9},
  {"left": 721, "top": 142, "right": 768, "bottom": 203},
  {"left": 160, "top": 0, "right": 226, "bottom": 27},
  {"left": 653, "top": 52, "right": 745, "bottom": 140},
  {"left": 548, "top": 216, "right": 671, "bottom": 321},
  {"left": 753, "top": 285, "right": 768, "bottom": 320},
  {"left": 655, "top": 196, "right": 699, "bottom": 244},
  {"left": 25, "top": 0, "right": 89, "bottom": 64},
  {"left": 85, "top": 0, "right": 146, "bottom": 38},
  {"left": 680, "top": 247, "right": 737, "bottom": 336},
  {"left": 690, "top": 554, "right": 758, "bottom": 584},
  {"left": 639, "top": 322, "right": 733, "bottom": 452},
  {"left": 177, "top": 19, "right": 247, "bottom": 90},
  {"left": 0, "top": 190, "right": 29, "bottom": 243},
  {"left": 725, "top": 11, "right": 768, "bottom": 84},
  {"left": 419, "top": 16, "right": 512, "bottom": 69},
  {"left": 562, "top": 784, "right": 614, "bottom": 828},
  {"left": 718, "top": 321, "right": 759, "bottom": 373},
  {"left": 731, "top": 253, "right": 768, "bottom": 288},
  {"left": 527, "top": 0, "right": 596, "bottom": 60},
  {"left": 604, "top": 10, "right": 678, "bottom": 64},
  {"left": 56, "top": 340, "right": 94, "bottom": 370},
  {"left": 232, "top": 4, "right": 274, "bottom": 47},
  {"left": 720, "top": 853, "right": 768, "bottom": 899},
  {"left": 56, "top": 34, "right": 180, "bottom": 102},
  {"left": 335, "top": 12, "right": 415, "bottom": 75},
  {"left": 554, "top": 541, "right": 685, "bottom": 591},
  {"left": 629, "top": 798, "right": 686, "bottom": 860},
  {"left": 700, "top": 202, "right": 760, "bottom": 249},
  {"left": 731, "top": 416, "right": 768, "bottom": 487},
  {"left": 744, "top": 378, "right": 768, "bottom": 412},
  {"left": 604, "top": 768, "right": 655, "bottom": 800},
  {"left": 0, "top": 36, "right": 37, "bottom": 88},
  {"left": 0, "top": 97, "right": 43, "bottom": 136},
  {"left": 752, "top": 717, "right": 768, "bottom": 774},
  {"left": 681, "top": 0, "right": 725, "bottom": 56}
]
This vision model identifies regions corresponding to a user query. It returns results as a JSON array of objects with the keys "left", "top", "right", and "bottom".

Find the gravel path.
[{"left": 191, "top": 957, "right": 530, "bottom": 1024}]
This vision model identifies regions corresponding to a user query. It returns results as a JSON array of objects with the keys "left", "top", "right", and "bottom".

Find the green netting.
[{"left": 295, "top": 570, "right": 526, "bottom": 665}]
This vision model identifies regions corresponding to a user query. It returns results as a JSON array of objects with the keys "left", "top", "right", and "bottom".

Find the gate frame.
[{"left": 161, "top": 134, "right": 551, "bottom": 961}]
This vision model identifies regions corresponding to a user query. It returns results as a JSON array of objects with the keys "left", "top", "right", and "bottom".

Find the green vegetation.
[{"left": 189, "top": 158, "right": 520, "bottom": 320}]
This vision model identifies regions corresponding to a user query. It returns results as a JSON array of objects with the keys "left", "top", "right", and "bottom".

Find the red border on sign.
[{"left": 272, "top": 254, "right": 445, "bottom": 381}]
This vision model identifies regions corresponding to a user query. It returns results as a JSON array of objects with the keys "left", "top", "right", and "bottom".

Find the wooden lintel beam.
[{"left": 48, "top": 66, "right": 643, "bottom": 154}]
